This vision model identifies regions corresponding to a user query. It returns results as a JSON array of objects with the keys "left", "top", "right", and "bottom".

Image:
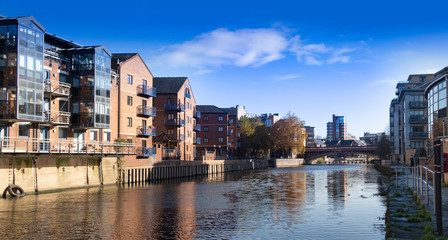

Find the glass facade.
[
  {"left": 0, "top": 20, "right": 45, "bottom": 122},
  {"left": 427, "top": 79, "right": 447, "bottom": 144},
  {"left": 69, "top": 47, "right": 111, "bottom": 129}
]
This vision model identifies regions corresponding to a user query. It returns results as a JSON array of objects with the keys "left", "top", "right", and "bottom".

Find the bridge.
[{"left": 304, "top": 146, "right": 377, "bottom": 164}]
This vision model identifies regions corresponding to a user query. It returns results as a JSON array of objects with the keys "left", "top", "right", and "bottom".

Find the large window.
[
  {"left": 127, "top": 117, "right": 132, "bottom": 127},
  {"left": 90, "top": 130, "right": 98, "bottom": 141},
  {"left": 59, "top": 127, "right": 68, "bottom": 139},
  {"left": 104, "top": 131, "right": 111, "bottom": 142},
  {"left": 427, "top": 80, "right": 447, "bottom": 143},
  {"left": 127, "top": 75, "right": 133, "bottom": 85},
  {"left": 127, "top": 96, "right": 133, "bottom": 106}
]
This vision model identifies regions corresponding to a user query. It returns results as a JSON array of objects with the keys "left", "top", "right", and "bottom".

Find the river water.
[{"left": 0, "top": 164, "right": 387, "bottom": 239}]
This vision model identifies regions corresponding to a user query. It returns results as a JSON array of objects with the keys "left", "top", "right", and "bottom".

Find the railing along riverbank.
[{"left": 120, "top": 159, "right": 269, "bottom": 184}]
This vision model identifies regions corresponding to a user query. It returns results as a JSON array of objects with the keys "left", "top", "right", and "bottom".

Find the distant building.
[
  {"left": 196, "top": 105, "right": 229, "bottom": 159},
  {"left": 260, "top": 113, "right": 280, "bottom": 127},
  {"left": 360, "top": 132, "right": 384, "bottom": 146},
  {"left": 305, "top": 126, "right": 315, "bottom": 147},
  {"left": 326, "top": 114, "right": 347, "bottom": 141}
]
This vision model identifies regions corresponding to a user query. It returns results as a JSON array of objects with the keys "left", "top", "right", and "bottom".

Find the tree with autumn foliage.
[
  {"left": 270, "top": 113, "right": 307, "bottom": 158},
  {"left": 238, "top": 116, "right": 273, "bottom": 158}
]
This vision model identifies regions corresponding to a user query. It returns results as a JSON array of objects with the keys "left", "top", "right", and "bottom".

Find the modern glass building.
[
  {"left": 425, "top": 68, "right": 448, "bottom": 148},
  {"left": 0, "top": 17, "right": 46, "bottom": 122},
  {"left": 63, "top": 46, "right": 111, "bottom": 129}
]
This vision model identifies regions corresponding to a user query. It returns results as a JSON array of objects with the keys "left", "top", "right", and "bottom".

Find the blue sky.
[{"left": 4, "top": 0, "right": 448, "bottom": 138}]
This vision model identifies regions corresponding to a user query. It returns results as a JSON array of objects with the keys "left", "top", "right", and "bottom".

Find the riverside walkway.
[{"left": 388, "top": 165, "right": 448, "bottom": 239}]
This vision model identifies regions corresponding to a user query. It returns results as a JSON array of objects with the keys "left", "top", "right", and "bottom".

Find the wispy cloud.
[
  {"left": 153, "top": 27, "right": 357, "bottom": 68},
  {"left": 193, "top": 69, "right": 214, "bottom": 75},
  {"left": 368, "top": 78, "right": 400, "bottom": 87},
  {"left": 274, "top": 74, "right": 305, "bottom": 81}
]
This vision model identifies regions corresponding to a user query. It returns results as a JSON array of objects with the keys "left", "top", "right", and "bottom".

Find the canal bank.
[{"left": 1, "top": 157, "right": 268, "bottom": 196}]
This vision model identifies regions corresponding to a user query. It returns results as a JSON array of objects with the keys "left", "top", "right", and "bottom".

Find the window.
[
  {"left": 204, "top": 116, "right": 209, "bottom": 121},
  {"left": 59, "top": 128, "right": 68, "bottom": 139},
  {"left": 187, "top": 131, "right": 190, "bottom": 137},
  {"left": 19, "top": 124, "right": 29, "bottom": 137},
  {"left": 204, "top": 126, "right": 208, "bottom": 132},
  {"left": 127, "top": 139, "right": 132, "bottom": 144},
  {"left": 104, "top": 131, "right": 111, "bottom": 142},
  {"left": 196, "top": 137, "right": 201, "bottom": 144},
  {"left": 127, "top": 96, "right": 133, "bottom": 106},
  {"left": 187, "top": 102, "right": 190, "bottom": 109},
  {"left": 187, "top": 116, "right": 190, "bottom": 123},
  {"left": 218, "top": 115, "right": 223, "bottom": 121},
  {"left": 90, "top": 130, "right": 98, "bottom": 141},
  {"left": 127, "top": 117, "right": 132, "bottom": 127},
  {"left": 44, "top": 69, "right": 50, "bottom": 82},
  {"left": 229, "top": 119, "right": 234, "bottom": 125},
  {"left": 127, "top": 75, "right": 133, "bottom": 85},
  {"left": 204, "top": 137, "right": 209, "bottom": 143},
  {"left": 142, "top": 140, "right": 147, "bottom": 147},
  {"left": 218, "top": 137, "right": 223, "bottom": 143},
  {"left": 218, "top": 126, "right": 223, "bottom": 132},
  {"left": 186, "top": 145, "right": 189, "bottom": 151}
]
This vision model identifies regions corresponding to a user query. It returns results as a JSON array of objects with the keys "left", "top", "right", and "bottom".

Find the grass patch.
[
  {"left": 393, "top": 192, "right": 402, "bottom": 197},
  {"left": 407, "top": 216, "right": 422, "bottom": 223}
]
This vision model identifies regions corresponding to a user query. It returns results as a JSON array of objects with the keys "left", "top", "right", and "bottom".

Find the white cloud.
[
  {"left": 274, "top": 74, "right": 305, "bottom": 81},
  {"left": 153, "top": 27, "right": 356, "bottom": 68}
]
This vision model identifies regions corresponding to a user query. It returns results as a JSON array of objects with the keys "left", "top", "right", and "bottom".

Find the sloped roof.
[
  {"left": 196, "top": 105, "right": 227, "bottom": 114},
  {"left": 112, "top": 53, "right": 138, "bottom": 63},
  {"left": 0, "top": 16, "right": 46, "bottom": 32},
  {"left": 221, "top": 107, "right": 238, "bottom": 116},
  {"left": 153, "top": 77, "right": 187, "bottom": 94}
]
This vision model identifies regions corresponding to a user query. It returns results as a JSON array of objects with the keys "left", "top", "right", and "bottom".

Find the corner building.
[{"left": 153, "top": 77, "right": 197, "bottom": 161}]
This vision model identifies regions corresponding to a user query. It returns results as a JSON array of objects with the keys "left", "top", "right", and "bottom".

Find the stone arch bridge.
[{"left": 304, "top": 146, "right": 377, "bottom": 164}]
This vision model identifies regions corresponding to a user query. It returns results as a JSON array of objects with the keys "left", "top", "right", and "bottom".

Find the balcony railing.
[
  {"left": 0, "top": 137, "right": 135, "bottom": 155},
  {"left": 194, "top": 110, "right": 201, "bottom": 119},
  {"left": 45, "top": 111, "right": 71, "bottom": 125},
  {"left": 137, "top": 147, "right": 156, "bottom": 158},
  {"left": 137, "top": 126, "right": 156, "bottom": 137},
  {"left": 164, "top": 118, "right": 185, "bottom": 127},
  {"left": 168, "top": 134, "right": 185, "bottom": 142},
  {"left": 137, "top": 85, "right": 156, "bottom": 97},
  {"left": 194, "top": 124, "right": 201, "bottom": 131},
  {"left": 164, "top": 103, "right": 185, "bottom": 112},
  {"left": 409, "top": 101, "right": 426, "bottom": 109},
  {"left": 137, "top": 106, "right": 156, "bottom": 117},
  {"left": 409, "top": 132, "right": 426, "bottom": 139},
  {"left": 409, "top": 115, "right": 426, "bottom": 124},
  {"left": 45, "top": 80, "right": 71, "bottom": 97}
]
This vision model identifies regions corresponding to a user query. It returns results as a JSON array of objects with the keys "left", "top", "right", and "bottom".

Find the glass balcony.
[
  {"left": 164, "top": 103, "right": 185, "bottom": 112},
  {"left": 45, "top": 111, "right": 71, "bottom": 125},
  {"left": 409, "top": 101, "right": 426, "bottom": 109},
  {"left": 44, "top": 80, "right": 71, "bottom": 97},
  {"left": 194, "top": 110, "right": 201, "bottom": 119},
  {"left": 409, "top": 115, "right": 426, "bottom": 124},
  {"left": 137, "top": 147, "right": 156, "bottom": 157},
  {"left": 137, "top": 106, "right": 156, "bottom": 117},
  {"left": 409, "top": 132, "right": 426, "bottom": 139},
  {"left": 164, "top": 118, "right": 185, "bottom": 127},
  {"left": 137, "top": 126, "right": 156, "bottom": 137},
  {"left": 194, "top": 124, "right": 201, "bottom": 131},
  {"left": 137, "top": 85, "right": 156, "bottom": 97}
]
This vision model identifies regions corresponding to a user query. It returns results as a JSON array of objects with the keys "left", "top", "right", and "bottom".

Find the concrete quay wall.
[{"left": 1, "top": 157, "right": 268, "bottom": 194}]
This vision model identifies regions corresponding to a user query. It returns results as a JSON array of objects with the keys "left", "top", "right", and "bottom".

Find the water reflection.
[{"left": 0, "top": 165, "right": 386, "bottom": 239}]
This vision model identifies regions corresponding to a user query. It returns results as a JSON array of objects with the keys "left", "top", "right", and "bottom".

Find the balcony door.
[
  {"left": 74, "top": 131, "right": 84, "bottom": 153},
  {"left": 0, "top": 125, "right": 8, "bottom": 147},
  {"left": 39, "top": 127, "right": 49, "bottom": 152}
]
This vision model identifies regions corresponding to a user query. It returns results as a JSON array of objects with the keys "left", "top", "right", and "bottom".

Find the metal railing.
[
  {"left": 409, "top": 101, "right": 426, "bottom": 109},
  {"left": 409, "top": 132, "right": 426, "bottom": 139},
  {"left": 45, "top": 80, "right": 71, "bottom": 96},
  {"left": 137, "top": 126, "right": 156, "bottom": 137},
  {"left": 45, "top": 111, "right": 71, "bottom": 124},
  {"left": 136, "top": 85, "right": 156, "bottom": 97},
  {"left": 194, "top": 110, "right": 201, "bottom": 119},
  {"left": 137, "top": 105, "right": 156, "bottom": 117},
  {"left": 136, "top": 147, "right": 156, "bottom": 157},
  {"left": 164, "top": 118, "right": 185, "bottom": 127},
  {"left": 409, "top": 115, "right": 426, "bottom": 124},
  {"left": 194, "top": 124, "right": 201, "bottom": 131},
  {"left": 0, "top": 137, "right": 135, "bottom": 155},
  {"left": 164, "top": 103, "right": 185, "bottom": 112}
]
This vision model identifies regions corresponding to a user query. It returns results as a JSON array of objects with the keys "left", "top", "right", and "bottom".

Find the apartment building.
[
  {"left": 0, "top": 16, "right": 123, "bottom": 154},
  {"left": 260, "top": 113, "right": 280, "bottom": 127},
  {"left": 220, "top": 107, "right": 238, "bottom": 158},
  {"left": 111, "top": 53, "right": 156, "bottom": 167},
  {"left": 390, "top": 74, "right": 435, "bottom": 164},
  {"left": 326, "top": 114, "right": 346, "bottom": 141},
  {"left": 153, "top": 77, "right": 196, "bottom": 161},
  {"left": 305, "top": 126, "right": 315, "bottom": 147},
  {"left": 196, "top": 105, "right": 229, "bottom": 159}
]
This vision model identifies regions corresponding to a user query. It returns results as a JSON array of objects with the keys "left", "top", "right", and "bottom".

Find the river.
[{"left": 0, "top": 164, "right": 387, "bottom": 239}]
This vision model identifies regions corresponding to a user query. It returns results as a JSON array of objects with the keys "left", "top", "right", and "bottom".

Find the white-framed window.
[
  {"left": 218, "top": 137, "right": 223, "bottom": 143},
  {"left": 204, "top": 137, "right": 209, "bottom": 143},
  {"left": 218, "top": 115, "right": 223, "bottom": 121},
  {"left": 127, "top": 96, "right": 133, "bottom": 106},
  {"left": 127, "top": 74, "right": 133, "bottom": 85},
  {"left": 104, "top": 131, "right": 111, "bottom": 142},
  {"left": 218, "top": 126, "right": 223, "bottom": 132},
  {"left": 90, "top": 130, "right": 98, "bottom": 141},
  {"left": 127, "top": 117, "right": 132, "bottom": 127}
]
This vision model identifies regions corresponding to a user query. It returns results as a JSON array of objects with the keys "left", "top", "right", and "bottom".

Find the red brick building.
[
  {"left": 196, "top": 105, "right": 230, "bottom": 159},
  {"left": 220, "top": 107, "right": 238, "bottom": 158},
  {"left": 111, "top": 53, "right": 156, "bottom": 167},
  {"left": 153, "top": 77, "right": 196, "bottom": 161}
]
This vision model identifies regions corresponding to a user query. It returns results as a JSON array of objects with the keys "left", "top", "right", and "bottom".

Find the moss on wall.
[
  {"left": 56, "top": 157, "right": 70, "bottom": 168},
  {"left": 15, "top": 157, "right": 33, "bottom": 170}
]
